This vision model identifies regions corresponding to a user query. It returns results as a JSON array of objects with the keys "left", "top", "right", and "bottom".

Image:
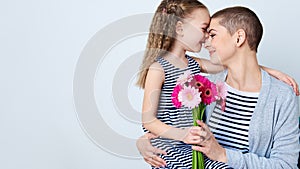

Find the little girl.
[{"left": 136, "top": 0, "right": 298, "bottom": 168}]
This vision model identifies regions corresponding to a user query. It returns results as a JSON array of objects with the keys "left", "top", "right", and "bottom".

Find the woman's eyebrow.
[{"left": 207, "top": 28, "right": 216, "bottom": 33}]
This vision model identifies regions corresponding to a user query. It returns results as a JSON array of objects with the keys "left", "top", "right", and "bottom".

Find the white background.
[{"left": 1, "top": 0, "right": 299, "bottom": 169}]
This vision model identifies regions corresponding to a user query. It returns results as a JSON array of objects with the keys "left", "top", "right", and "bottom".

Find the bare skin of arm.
[
  {"left": 136, "top": 133, "right": 167, "bottom": 168},
  {"left": 194, "top": 57, "right": 299, "bottom": 95},
  {"left": 260, "top": 65, "right": 299, "bottom": 95},
  {"left": 142, "top": 62, "right": 189, "bottom": 141}
]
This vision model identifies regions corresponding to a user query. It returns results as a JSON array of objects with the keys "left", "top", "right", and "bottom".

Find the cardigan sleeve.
[{"left": 226, "top": 90, "right": 299, "bottom": 169}]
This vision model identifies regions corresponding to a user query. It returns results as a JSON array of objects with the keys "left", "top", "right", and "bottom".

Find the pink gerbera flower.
[
  {"left": 220, "top": 99, "right": 226, "bottom": 112},
  {"left": 178, "top": 85, "right": 201, "bottom": 109},
  {"left": 176, "top": 70, "right": 193, "bottom": 85},
  {"left": 215, "top": 81, "right": 227, "bottom": 111},
  {"left": 190, "top": 74, "right": 210, "bottom": 93},
  {"left": 202, "top": 83, "right": 218, "bottom": 105},
  {"left": 171, "top": 84, "right": 182, "bottom": 108},
  {"left": 216, "top": 81, "right": 227, "bottom": 101}
]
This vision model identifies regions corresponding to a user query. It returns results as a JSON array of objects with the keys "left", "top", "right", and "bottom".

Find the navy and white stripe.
[
  {"left": 208, "top": 83, "right": 259, "bottom": 155},
  {"left": 156, "top": 55, "right": 200, "bottom": 131},
  {"left": 144, "top": 55, "right": 229, "bottom": 169},
  {"left": 146, "top": 55, "right": 199, "bottom": 169}
]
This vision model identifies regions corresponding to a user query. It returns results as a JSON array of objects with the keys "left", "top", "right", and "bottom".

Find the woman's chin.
[{"left": 210, "top": 56, "right": 222, "bottom": 65}]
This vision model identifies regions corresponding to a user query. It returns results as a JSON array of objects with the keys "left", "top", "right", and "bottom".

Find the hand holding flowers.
[{"left": 190, "top": 120, "right": 228, "bottom": 163}]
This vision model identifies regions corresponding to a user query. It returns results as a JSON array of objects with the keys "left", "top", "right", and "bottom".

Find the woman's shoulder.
[
  {"left": 267, "top": 73, "right": 295, "bottom": 96},
  {"left": 263, "top": 72, "right": 297, "bottom": 106}
]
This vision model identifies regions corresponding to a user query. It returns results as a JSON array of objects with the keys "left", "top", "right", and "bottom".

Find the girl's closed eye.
[{"left": 201, "top": 28, "right": 207, "bottom": 32}]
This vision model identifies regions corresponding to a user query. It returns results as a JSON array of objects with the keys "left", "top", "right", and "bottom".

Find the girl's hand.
[
  {"left": 136, "top": 133, "right": 167, "bottom": 168},
  {"left": 190, "top": 120, "right": 227, "bottom": 163},
  {"left": 182, "top": 126, "right": 209, "bottom": 145}
]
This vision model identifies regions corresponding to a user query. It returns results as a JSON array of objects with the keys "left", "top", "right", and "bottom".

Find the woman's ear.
[
  {"left": 175, "top": 21, "right": 184, "bottom": 37},
  {"left": 235, "top": 29, "right": 246, "bottom": 47}
]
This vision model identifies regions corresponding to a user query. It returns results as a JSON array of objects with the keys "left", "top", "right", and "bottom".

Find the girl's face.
[
  {"left": 205, "top": 18, "right": 236, "bottom": 66},
  {"left": 179, "top": 8, "right": 210, "bottom": 52}
]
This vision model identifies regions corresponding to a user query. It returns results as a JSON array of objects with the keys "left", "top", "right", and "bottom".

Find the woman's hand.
[
  {"left": 188, "top": 120, "right": 227, "bottom": 163},
  {"left": 136, "top": 133, "right": 167, "bottom": 168}
]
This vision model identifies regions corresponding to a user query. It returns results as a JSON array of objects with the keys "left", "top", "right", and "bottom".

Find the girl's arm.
[
  {"left": 261, "top": 65, "right": 299, "bottom": 95},
  {"left": 194, "top": 57, "right": 299, "bottom": 95},
  {"left": 193, "top": 57, "right": 225, "bottom": 74},
  {"left": 142, "top": 62, "right": 188, "bottom": 141}
]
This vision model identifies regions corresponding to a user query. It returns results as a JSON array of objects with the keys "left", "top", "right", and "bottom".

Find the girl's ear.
[
  {"left": 175, "top": 21, "right": 184, "bottom": 37},
  {"left": 235, "top": 29, "right": 246, "bottom": 47}
]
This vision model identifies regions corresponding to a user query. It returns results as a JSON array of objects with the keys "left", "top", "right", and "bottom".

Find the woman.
[{"left": 137, "top": 6, "right": 299, "bottom": 168}]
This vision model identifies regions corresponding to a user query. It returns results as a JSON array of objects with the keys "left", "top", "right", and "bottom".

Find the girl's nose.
[
  {"left": 204, "top": 38, "right": 211, "bottom": 48},
  {"left": 204, "top": 31, "right": 209, "bottom": 39}
]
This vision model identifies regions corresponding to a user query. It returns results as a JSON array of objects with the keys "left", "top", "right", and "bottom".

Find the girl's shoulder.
[
  {"left": 148, "top": 61, "right": 165, "bottom": 78},
  {"left": 149, "top": 61, "right": 164, "bottom": 70},
  {"left": 189, "top": 55, "right": 202, "bottom": 65},
  {"left": 145, "top": 61, "right": 165, "bottom": 86}
]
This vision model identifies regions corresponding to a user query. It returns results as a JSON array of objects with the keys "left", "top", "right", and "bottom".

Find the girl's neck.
[
  {"left": 163, "top": 46, "right": 188, "bottom": 69},
  {"left": 225, "top": 52, "right": 261, "bottom": 92},
  {"left": 168, "top": 45, "right": 186, "bottom": 59}
]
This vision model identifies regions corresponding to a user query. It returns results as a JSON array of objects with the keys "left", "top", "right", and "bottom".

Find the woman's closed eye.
[{"left": 209, "top": 34, "right": 216, "bottom": 39}]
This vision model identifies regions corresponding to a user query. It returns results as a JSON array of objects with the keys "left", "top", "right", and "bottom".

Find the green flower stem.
[
  {"left": 200, "top": 103, "right": 206, "bottom": 121},
  {"left": 192, "top": 103, "right": 206, "bottom": 169},
  {"left": 197, "top": 151, "right": 204, "bottom": 168},
  {"left": 192, "top": 150, "right": 197, "bottom": 169},
  {"left": 192, "top": 107, "right": 198, "bottom": 126}
]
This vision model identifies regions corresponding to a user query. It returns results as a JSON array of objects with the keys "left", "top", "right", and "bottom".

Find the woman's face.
[
  {"left": 178, "top": 8, "right": 210, "bottom": 52},
  {"left": 205, "top": 18, "right": 236, "bottom": 66}
]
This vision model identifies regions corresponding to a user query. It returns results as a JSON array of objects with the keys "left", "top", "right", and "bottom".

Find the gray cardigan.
[{"left": 207, "top": 70, "right": 300, "bottom": 169}]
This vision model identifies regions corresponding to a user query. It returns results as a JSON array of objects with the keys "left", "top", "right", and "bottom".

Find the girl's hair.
[
  {"left": 211, "top": 6, "right": 263, "bottom": 52},
  {"left": 136, "top": 0, "right": 207, "bottom": 88}
]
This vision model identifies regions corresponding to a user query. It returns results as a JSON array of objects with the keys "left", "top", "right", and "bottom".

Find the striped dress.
[{"left": 144, "top": 55, "right": 229, "bottom": 169}]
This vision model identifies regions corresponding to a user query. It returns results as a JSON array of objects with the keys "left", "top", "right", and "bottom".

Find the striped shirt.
[{"left": 208, "top": 83, "right": 259, "bottom": 154}]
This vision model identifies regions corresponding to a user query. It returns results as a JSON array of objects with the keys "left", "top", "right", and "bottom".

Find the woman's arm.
[
  {"left": 136, "top": 133, "right": 167, "bottom": 168},
  {"left": 142, "top": 62, "right": 188, "bottom": 141}
]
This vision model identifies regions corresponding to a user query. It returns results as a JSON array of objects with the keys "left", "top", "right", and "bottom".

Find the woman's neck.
[{"left": 225, "top": 52, "right": 261, "bottom": 92}]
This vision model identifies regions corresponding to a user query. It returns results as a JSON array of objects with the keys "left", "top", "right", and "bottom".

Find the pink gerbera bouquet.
[{"left": 171, "top": 70, "right": 226, "bottom": 169}]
